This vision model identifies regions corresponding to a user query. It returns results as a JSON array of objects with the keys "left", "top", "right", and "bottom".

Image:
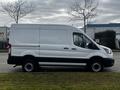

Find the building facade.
[
  {"left": 86, "top": 23, "right": 120, "bottom": 49},
  {"left": 0, "top": 27, "right": 8, "bottom": 49}
]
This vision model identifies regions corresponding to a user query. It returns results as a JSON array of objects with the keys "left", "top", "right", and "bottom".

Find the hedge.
[{"left": 95, "top": 30, "right": 116, "bottom": 49}]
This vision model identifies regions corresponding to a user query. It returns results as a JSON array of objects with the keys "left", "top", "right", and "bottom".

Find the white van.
[{"left": 7, "top": 24, "right": 114, "bottom": 72}]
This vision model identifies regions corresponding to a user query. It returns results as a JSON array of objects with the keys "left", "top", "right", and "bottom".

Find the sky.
[{"left": 0, "top": 0, "right": 119, "bottom": 27}]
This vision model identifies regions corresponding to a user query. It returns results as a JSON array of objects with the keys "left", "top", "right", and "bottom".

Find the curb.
[
  {"left": 0, "top": 50, "right": 8, "bottom": 53},
  {"left": 112, "top": 50, "right": 120, "bottom": 52}
]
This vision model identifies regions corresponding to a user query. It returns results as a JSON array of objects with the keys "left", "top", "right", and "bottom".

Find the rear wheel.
[{"left": 22, "top": 60, "right": 39, "bottom": 72}]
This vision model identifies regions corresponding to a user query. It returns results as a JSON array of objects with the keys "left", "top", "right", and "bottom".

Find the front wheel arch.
[
  {"left": 87, "top": 56, "right": 104, "bottom": 65},
  {"left": 86, "top": 56, "right": 104, "bottom": 72}
]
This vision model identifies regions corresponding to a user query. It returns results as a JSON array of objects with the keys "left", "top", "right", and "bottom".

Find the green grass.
[
  {"left": 0, "top": 72, "right": 120, "bottom": 90},
  {"left": 0, "top": 49, "right": 8, "bottom": 53}
]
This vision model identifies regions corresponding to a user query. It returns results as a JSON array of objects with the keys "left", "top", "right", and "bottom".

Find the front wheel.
[
  {"left": 87, "top": 62, "right": 104, "bottom": 72},
  {"left": 22, "top": 61, "right": 39, "bottom": 72}
]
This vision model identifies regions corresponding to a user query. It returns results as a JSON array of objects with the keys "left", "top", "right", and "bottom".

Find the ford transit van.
[{"left": 7, "top": 24, "right": 114, "bottom": 72}]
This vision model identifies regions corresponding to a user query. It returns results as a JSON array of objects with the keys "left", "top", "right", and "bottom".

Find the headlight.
[{"left": 103, "top": 48, "right": 112, "bottom": 54}]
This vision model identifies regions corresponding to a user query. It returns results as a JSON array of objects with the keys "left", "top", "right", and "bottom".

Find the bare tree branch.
[
  {"left": 1, "top": 0, "right": 35, "bottom": 24},
  {"left": 68, "top": 0, "right": 98, "bottom": 33}
]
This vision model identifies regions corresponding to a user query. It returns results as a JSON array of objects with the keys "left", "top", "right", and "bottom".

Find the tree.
[
  {"left": 68, "top": 0, "right": 98, "bottom": 33},
  {"left": 1, "top": 0, "right": 35, "bottom": 24}
]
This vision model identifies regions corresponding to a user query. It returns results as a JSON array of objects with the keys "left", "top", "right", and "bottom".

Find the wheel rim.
[
  {"left": 24, "top": 63, "right": 34, "bottom": 72},
  {"left": 92, "top": 63, "right": 101, "bottom": 72}
]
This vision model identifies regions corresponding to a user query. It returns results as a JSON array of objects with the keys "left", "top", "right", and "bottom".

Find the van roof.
[{"left": 11, "top": 24, "right": 78, "bottom": 31}]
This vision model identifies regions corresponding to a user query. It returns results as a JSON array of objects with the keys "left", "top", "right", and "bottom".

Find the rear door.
[{"left": 11, "top": 26, "right": 40, "bottom": 57}]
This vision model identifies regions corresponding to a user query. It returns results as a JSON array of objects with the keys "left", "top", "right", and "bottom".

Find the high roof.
[
  {"left": 87, "top": 23, "right": 120, "bottom": 27},
  {"left": 11, "top": 24, "right": 78, "bottom": 31}
]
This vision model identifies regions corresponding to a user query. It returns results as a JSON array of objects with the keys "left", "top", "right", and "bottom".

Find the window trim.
[
  {"left": 73, "top": 32, "right": 99, "bottom": 50},
  {"left": 73, "top": 32, "right": 84, "bottom": 47}
]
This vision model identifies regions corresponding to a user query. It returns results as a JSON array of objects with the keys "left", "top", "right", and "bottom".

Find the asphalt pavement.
[
  {"left": 0, "top": 53, "right": 22, "bottom": 72},
  {"left": 0, "top": 52, "right": 120, "bottom": 72}
]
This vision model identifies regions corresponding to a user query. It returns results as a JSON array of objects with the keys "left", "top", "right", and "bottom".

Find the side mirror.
[
  {"left": 87, "top": 43, "right": 93, "bottom": 49},
  {"left": 87, "top": 43, "right": 98, "bottom": 49}
]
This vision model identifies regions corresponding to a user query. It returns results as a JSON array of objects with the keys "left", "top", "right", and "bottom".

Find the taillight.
[
  {"left": 7, "top": 43, "right": 11, "bottom": 54},
  {"left": 7, "top": 43, "right": 11, "bottom": 49}
]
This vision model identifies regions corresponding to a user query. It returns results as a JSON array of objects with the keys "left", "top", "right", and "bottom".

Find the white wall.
[
  {"left": 0, "top": 27, "right": 7, "bottom": 42},
  {"left": 86, "top": 26, "right": 120, "bottom": 39}
]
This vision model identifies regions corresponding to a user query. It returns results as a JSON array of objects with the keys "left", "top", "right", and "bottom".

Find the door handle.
[
  {"left": 64, "top": 47, "right": 69, "bottom": 50},
  {"left": 72, "top": 48, "right": 77, "bottom": 50}
]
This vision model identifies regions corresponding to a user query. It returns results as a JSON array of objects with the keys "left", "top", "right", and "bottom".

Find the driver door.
[{"left": 70, "top": 32, "right": 98, "bottom": 59}]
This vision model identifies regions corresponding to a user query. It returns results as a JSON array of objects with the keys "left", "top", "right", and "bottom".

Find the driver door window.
[
  {"left": 73, "top": 33, "right": 98, "bottom": 49},
  {"left": 73, "top": 33, "right": 85, "bottom": 48}
]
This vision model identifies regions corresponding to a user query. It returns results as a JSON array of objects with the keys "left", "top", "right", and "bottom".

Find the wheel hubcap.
[
  {"left": 24, "top": 63, "right": 34, "bottom": 72},
  {"left": 92, "top": 63, "right": 101, "bottom": 72}
]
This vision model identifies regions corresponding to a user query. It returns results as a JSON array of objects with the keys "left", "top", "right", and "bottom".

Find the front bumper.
[{"left": 103, "top": 58, "right": 114, "bottom": 67}]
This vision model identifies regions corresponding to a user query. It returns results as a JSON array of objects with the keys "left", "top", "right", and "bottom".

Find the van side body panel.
[
  {"left": 7, "top": 24, "right": 114, "bottom": 68},
  {"left": 10, "top": 25, "right": 40, "bottom": 57}
]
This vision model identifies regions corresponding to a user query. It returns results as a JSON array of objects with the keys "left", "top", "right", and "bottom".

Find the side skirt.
[{"left": 38, "top": 62, "right": 87, "bottom": 66}]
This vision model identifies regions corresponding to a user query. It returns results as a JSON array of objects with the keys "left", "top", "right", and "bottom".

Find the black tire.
[
  {"left": 22, "top": 60, "right": 39, "bottom": 72},
  {"left": 87, "top": 61, "right": 104, "bottom": 72}
]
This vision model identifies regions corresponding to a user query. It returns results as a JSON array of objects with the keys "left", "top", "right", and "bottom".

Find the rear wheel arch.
[
  {"left": 22, "top": 55, "right": 39, "bottom": 66},
  {"left": 22, "top": 55, "right": 39, "bottom": 72},
  {"left": 23, "top": 55, "right": 35, "bottom": 61}
]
